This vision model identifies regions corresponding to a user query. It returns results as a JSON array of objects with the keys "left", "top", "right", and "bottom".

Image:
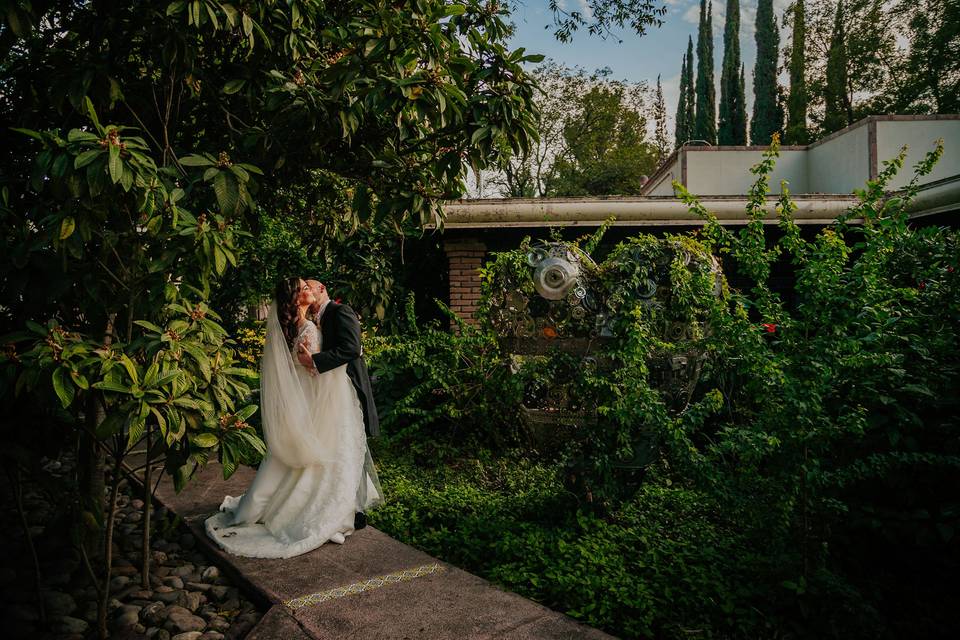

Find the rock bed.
[{"left": 0, "top": 452, "right": 264, "bottom": 639}]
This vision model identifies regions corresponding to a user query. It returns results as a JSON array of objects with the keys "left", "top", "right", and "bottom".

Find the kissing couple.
[{"left": 204, "top": 277, "right": 384, "bottom": 559}]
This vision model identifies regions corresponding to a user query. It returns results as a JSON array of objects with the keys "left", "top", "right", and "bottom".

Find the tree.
[
  {"left": 653, "top": 75, "right": 670, "bottom": 164},
  {"left": 675, "top": 50, "right": 692, "bottom": 148},
  {"left": 751, "top": 0, "right": 781, "bottom": 144},
  {"left": 799, "top": 0, "right": 898, "bottom": 133},
  {"left": 718, "top": 0, "right": 747, "bottom": 144},
  {"left": 0, "top": 2, "right": 541, "bottom": 637},
  {"left": 785, "top": 0, "right": 811, "bottom": 144},
  {"left": 546, "top": 0, "right": 670, "bottom": 42},
  {"left": 823, "top": 0, "right": 853, "bottom": 133},
  {"left": 545, "top": 81, "right": 658, "bottom": 196},
  {"left": 885, "top": 0, "right": 960, "bottom": 113},
  {"left": 695, "top": 0, "right": 717, "bottom": 144},
  {"left": 684, "top": 37, "right": 697, "bottom": 144}
]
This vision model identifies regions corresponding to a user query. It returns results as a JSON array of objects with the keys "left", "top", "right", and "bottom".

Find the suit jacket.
[{"left": 311, "top": 302, "right": 380, "bottom": 438}]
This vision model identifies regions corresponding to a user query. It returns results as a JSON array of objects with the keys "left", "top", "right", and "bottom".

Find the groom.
[{"left": 296, "top": 279, "right": 379, "bottom": 530}]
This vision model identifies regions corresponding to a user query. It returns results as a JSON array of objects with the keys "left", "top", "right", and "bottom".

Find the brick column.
[{"left": 444, "top": 238, "right": 486, "bottom": 329}]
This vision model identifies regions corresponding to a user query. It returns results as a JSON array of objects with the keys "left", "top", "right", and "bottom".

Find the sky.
[{"left": 505, "top": 0, "right": 795, "bottom": 138}]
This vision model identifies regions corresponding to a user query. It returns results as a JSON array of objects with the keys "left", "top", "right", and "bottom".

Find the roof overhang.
[{"left": 435, "top": 174, "right": 960, "bottom": 230}]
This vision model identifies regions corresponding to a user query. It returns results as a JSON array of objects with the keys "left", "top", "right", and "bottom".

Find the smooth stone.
[
  {"left": 163, "top": 605, "right": 206, "bottom": 634},
  {"left": 155, "top": 589, "right": 184, "bottom": 605},
  {"left": 185, "top": 582, "right": 211, "bottom": 592},
  {"left": 112, "top": 608, "right": 140, "bottom": 628},
  {"left": 140, "top": 602, "right": 166, "bottom": 626},
  {"left": 113, "top": 565, "right": 139, "bottom": 576},
  {"left": 200, "top": 566, "right": 219, "bottom": 581},
  {"left": 43, "top": 590, "right": 77, "bottom": 616},
  {"left": 172, "top": 633, "right": 204, "bottom": 640},
  {"left": 52, "top": 616, "right": 89, "bottom": 634},
  {"left": 130, "top": 589, "right": 154, "bottom": 600},
  {"left": 152, "top": 551, "right": 169, "bottom": 565},
  {"left": 221, "top": 597, "right": 239, "bottom": 612},
  {"left": 154, "top": 568, "right": 170, "bottom": 580},
  {"left": 156, "top": 630, "right": 172, "bottom": 640},
  {"left": 170, "top": 564, "right": 194, "bottom": 578},
  {"left": 128, "top": 511, "right": 143, "bottom": 522},
  {"left": 163, "top": 576, "right": 185, "bottom": 589},
  {"left": 111, "top": 575, "right": 131, "bottom": 591},
  {"left": 206, "top": 618, "right": 230, "bottom": 632},
  {"left": 183, "top": 591, "right": 203, "bottom": 612},
  {"left": 199, "top": 632, "right": 224, "bottom": 640},
  {"left": 131, "top": 499, "right": 145, "bottom": 509},
  {"left": 208, "top": 586, "right": 230, "bottom": 602}
]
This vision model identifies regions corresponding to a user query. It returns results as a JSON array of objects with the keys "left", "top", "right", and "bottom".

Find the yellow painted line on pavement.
[{"left": 283, "top": 562, "right": 447, "bottom": 610}]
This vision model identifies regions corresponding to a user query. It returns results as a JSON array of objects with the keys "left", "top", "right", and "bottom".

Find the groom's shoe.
[{"left": 354, "top": 511, "right": 367, "bottom": 530}]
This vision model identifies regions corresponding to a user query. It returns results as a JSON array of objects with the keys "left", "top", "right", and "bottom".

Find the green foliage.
[
  {"left": 653, "top": 75, "right": 670, "bottom": 163},
  {"left": 751, "top": 0, "right": 781, "bottom": 144},
  {"left": 376, "top": 136, "right": 959, "bottom": 638},
  {"left": 822, "top": 0, "right": 852, "bottom": 134},
  {"left": 364, "top": 297, "right": 525, "bottom": 462},
  {"left": 674, "top": 47, "right": 692, "bottom": 148},
  {"left": 694, "top": 0, "right": 717, "bottom": 144},
  {"left": 718, "top": 0, "right": 747, "bottom": 145},
  {"left": 545, "top": 78, "right": 658, "bottom": 196},
  {"left": 890, "top": 0, "right": 960, "bottom": 113},
  {"left": 0, "top": 101, "right": 262, "bottom": 487},
  {"left": 1, "top": 0, "right": 541, "bottom": 231},
  {"left": 785, "top": 0, "right": 810, "bottom": 144}
]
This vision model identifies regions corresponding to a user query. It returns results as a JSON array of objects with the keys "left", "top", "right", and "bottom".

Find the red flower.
[
  {"left": 948, "top": 266, "right": 954, "bottom": 273},
  {"left": 918, "top": 282, "right": 926, "bottom": 291},
  {"left": 335, "top": 298, "right": 342, "bottom": 304},
  {"left": 762, "top": 323, "right": 777, "bottom": 333}
]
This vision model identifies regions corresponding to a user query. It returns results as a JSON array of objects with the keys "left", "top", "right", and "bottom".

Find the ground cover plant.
[{"left": 368, "top": 136, "right": 960, "bottom": 639}]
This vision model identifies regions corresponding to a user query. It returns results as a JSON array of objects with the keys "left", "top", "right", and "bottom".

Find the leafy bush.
[
  {"left": 374, "top": 136, "right": 960, "bottom": 638},
  {"left": 365, "top": 298, "right": 525, "bottom": 462}
]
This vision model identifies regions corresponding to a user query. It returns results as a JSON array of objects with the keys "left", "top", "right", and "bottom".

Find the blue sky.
[{"left": 506, "top": 0, "right": 793, "bottom": 136}]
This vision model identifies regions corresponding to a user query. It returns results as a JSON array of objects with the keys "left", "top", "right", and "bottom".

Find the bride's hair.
[{"left": 274, "top": 277, "right": 302, "bottom": 349}]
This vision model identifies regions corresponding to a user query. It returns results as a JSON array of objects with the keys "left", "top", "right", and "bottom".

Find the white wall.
[
  {"left": 807, "top": 124, "right": 870, "bottom": 194},
  {"left": 877, "top": 119, "right": 960, "bottom": 190},
  {"left": 641, "top": 117, "right": 959, "bottom": 197},
  {"left": 645, "top": 156, "right": 681, "bottom": 196},
  {"left": 684, "top": 149, "right": 808, "bottom": 195}
]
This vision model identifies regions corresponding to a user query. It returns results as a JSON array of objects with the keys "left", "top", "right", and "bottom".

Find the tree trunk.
[
  {"left": 97, "top": 451, "right": 123, "bottom": 640},
  {"left": 141, "top": 422, "right": 152, "bottom": 589},
  {"left": 79, "top": 396, "right": 106, "bottom": 562}
]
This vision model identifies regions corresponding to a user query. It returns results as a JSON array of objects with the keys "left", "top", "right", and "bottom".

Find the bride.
[{"left": 204, "top": 277, "right": 383, "bottom": 559}]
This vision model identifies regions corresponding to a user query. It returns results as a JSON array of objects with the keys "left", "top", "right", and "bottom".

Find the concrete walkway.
[{"left": 132, "top": 458, "right": 617, "bottom": 640}]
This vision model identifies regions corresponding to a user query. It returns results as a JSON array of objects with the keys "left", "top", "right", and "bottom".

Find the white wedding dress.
[{"left": 204, "top": 313, "right": 383, "bottom": 559}]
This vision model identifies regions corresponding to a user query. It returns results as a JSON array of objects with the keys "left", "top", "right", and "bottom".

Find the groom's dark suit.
[{"left": 311, "top": 302, "right": 380, "bottom": 438}]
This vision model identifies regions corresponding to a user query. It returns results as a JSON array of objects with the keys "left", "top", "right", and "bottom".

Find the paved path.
[{"left": 130, "top": 457, "right": 616, "bottom": 640}]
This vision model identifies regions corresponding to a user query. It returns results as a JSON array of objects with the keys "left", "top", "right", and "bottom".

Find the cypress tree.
[
  {"left": 654, "top": 75, "right": 670, "bottom": 163},
  {"left": 751, "top": 0, "right": 780, "bottom": 144},
  {"left": 718, "top": 0, "right": 747, "bottom": 144},
  {"left": 785, "top": 0, "right": 809, "bottom": 144},
  {"left": 675, "top": 51, "right": 690, "bottom": 148},
  {"left": 684, "top": 36, "right": 696, "bottom": 142},
  {"left": 823, "top": 0, "right": 852, "bottom": 134},
  {"left": 694, "top": 0, "right": 717, "bottom": 144}
]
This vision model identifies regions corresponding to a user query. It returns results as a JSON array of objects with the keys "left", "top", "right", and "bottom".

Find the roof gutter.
[{"left": 437, "top": 195, "right": 861, "bottom": 228}]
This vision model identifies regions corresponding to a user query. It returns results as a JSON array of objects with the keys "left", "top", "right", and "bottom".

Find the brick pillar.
[{"left": 444, "top": 238, "right": 486, "bottom": 329}]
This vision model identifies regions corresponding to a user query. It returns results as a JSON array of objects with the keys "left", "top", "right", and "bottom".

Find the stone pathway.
[{"left": 132, "top": 457, "right": 616, "bottom": 640}]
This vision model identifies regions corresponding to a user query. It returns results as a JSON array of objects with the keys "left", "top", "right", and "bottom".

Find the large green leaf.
[
  {"left": 213, "top": 171, "right": 240, "bottom": 215},
  {"left": 52, "top": 367, "right": 74, "bottom": 408}
]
